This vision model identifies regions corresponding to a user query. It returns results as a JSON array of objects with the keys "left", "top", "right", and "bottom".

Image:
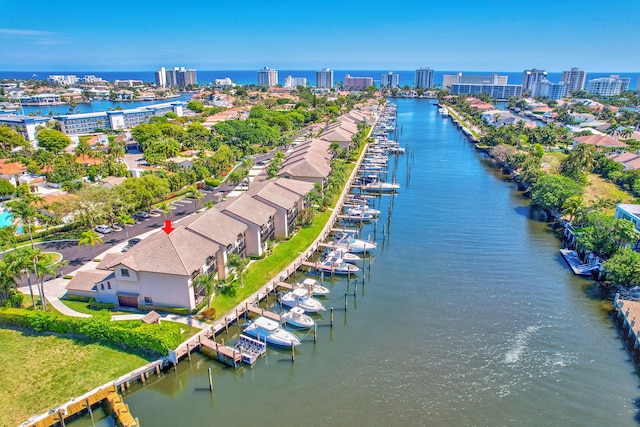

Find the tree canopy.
[{"left": 36, "top": 128, "right": 71, "bottom": 153}]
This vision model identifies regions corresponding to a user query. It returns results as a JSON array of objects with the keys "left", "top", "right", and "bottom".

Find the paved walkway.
[{"left": 111, "top": 313, "right": 209, "bottom": 329}]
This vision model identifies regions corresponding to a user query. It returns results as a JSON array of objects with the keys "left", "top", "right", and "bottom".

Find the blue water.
[
  {"left": 17, "top": 93, "right": 193, "bottom": 116},
  {"left": 0, "top": 211, "right": 13, "bottom": 228},
  {"left": 2, "top": 70, "right": 638, "bottom": 90},
  {"left": 118, "top": 99, "right": 639, "bottom": 426}
]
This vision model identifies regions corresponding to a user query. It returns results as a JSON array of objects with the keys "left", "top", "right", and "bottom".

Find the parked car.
[
  {"left": 94, "top": 224, "right": 113, "bottom": 234},
  {"left": 133, "top": 211, "right": 150, "bottom": 221},
  {"left": 122, "top": 238, "right": 142, "bottom": 252}
]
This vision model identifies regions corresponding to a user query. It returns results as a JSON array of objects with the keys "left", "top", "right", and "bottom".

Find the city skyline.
[{"left": 0, "top": 0, "right": 638, "bottom": 72}]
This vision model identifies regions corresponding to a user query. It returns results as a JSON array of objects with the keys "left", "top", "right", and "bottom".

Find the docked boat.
[
  {"left": 230, "top": 334, "right": 267, "bottom": 365},
  {"left": 295, "top": 277, "right": 330, "bottom": 296},
  {"left": 342, "top": 211, "right": 376, "bottom": 222},
  {"left": 363, "top": 181, "right": 400, "bottom": 193},
  {"left": 281, "top": 306, "right": 315, "bottom": 329},
  {"left": 345, "top": 204, "right": 380, "bottom": 217},
  {"left": 243, "top": 316, "right": 301, "bottom": 347},
  {"left": 280, "top": 288, "right": 326, "bottom": 312},
  {"left": 313, "top": 253, "right": 360, "bottom": 275},
  {"left": 332, "top": 233, "right": 377, "bottom": 253},
  {"left": 325, "top": 248, "right": 361, "bottom": 263}
]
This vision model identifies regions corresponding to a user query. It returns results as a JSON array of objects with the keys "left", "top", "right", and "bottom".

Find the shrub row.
[
  {"left": 63, "top": 294, "right": 91, "bottom": 303},
  {"left": 0, "top": 308, "right": 182, "bottom": 354},
  {"left": 88, "top": 300, "right": 116, "bottom": 310}
]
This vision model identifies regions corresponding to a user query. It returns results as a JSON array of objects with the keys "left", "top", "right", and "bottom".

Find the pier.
[{"left": 614, "top": 295, "right": 640, "bottom": 366}]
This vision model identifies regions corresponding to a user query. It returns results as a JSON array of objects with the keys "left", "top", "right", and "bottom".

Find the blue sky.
[{"left": 1, "top": 0, "right": 638, "bottom": 72}]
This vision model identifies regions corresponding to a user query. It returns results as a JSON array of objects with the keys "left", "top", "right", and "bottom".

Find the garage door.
[{"left": 118, "top": 295, "right": 139, "bottom": 307}]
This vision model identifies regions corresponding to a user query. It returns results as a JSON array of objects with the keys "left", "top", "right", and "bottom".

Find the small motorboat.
[
  {"left": 326, "top": 248, "right": 361, "bottom": 263},
  {"left": 345, "top": 205, "right": 380, "bottom": 217},
  {"left": 332, "top": 233, "right": 377, "bottom": 253},
  {"left": 282, "top": 306, "right": 315, "bottom": 329},
  {"left": 280, "top": 288, "right": 326, "bottom": 312},
  {"left": 295, "top": 277, "right": 330, "bottom": 296},
  {"left": 313, "top": 254, "right": 360, "bottom": 276},
  {"left": 243, "top": 316, "right": 301, "bottom": 347},
  {"left": 363, "top": 182, "right": 400, "bottom": 193}
]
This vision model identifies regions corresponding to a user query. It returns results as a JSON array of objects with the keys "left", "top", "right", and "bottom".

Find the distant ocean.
[{"left": 1, "top": 70, "right": 639, "bottom": 90}]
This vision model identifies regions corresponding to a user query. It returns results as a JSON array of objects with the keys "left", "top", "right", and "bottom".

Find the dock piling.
[
  {"left": 344, "top": 292, "right": 348, "bottom": 310},
  {"left": 330, "top": 307, "right": 334, "bottom": 327},
  {"left": 208, "top": 367, "right": 213, "bottom": 392},
  {"left": 291, "top": 343, "right": 295, "bottom": 362}
]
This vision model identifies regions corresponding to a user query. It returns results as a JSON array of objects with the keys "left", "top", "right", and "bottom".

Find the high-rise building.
[
  {"left": 284, "top": 76, "right": 307, "bottom": 88},
  {"left": 257, "top": 66, "right": 278, "bottom": 87},
  {"left": 443, "top": 73, "right": 508, "bottom": 90},
  {"left": 381, "top": 72, "right": 400, "bottom": 88},
  {"left": 414, "top": 67, "right": 434, "bottom": 89},
  {"left": 522, "top": 68, "right": 547, "bottom": 94},
  {"left": 159, "top": 66, "right": 196, "bottom": 89},
  {"left": 561, "top": 67, "right": 587, "bottom": 93},
  {"left": 343, "top": 74, "right": 374, "bottom": 90},
  {"left": 316, "top": 68, "right": 334, "bottom": 89},
  {"left": 535, "top": 79, "right": 566, "bottom": 100},
  {"left": 155, "top": 67, "right": 166, "bottom": 88},
  {"left": 449, "top": 84, "right": 522, "bottom": 99},
  {"left": 587, "top": 76, "right": 626, "bottom": 97}
]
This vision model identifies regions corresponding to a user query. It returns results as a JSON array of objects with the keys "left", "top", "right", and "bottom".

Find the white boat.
[
  {"left": 345, "top": 205, "right": 380, "bottom": 217},
  {"left": 281, "top": 306, "right": 315, "bottom": 329},
  {"left": 326, "top": 248, "right": 361, "bottom": 263},
  {"left": 313, "top": 254, "right": 360, "bottom": 275},
  {"left": 342, "top": 210, "right": 376, "bottom": 222},
  {"left": 230, "top": 334, "right": 267, "bottom": 365},
  {"left": 333, "top": 233, "right": 377, "bottom": 253},
  {"left": 295, "top": 277, "right": 330, "bottom": 296},
  {"left": 280, "top": 288, "right": 326, "bottom": 312},
  {"left": 363, "top": 182, "right": 400, "bottom": 193},
  {"left": 243, "top": 316, "right": 301, "bottom": 347}
]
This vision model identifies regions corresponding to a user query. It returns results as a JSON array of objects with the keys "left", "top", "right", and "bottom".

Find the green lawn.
[{"left": 0, "top": 327, "right": 152, "bottom": 427}]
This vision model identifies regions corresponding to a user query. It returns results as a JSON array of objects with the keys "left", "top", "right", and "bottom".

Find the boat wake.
[{"left": 503, "top": 325, "right": 541, "bottom": 364}]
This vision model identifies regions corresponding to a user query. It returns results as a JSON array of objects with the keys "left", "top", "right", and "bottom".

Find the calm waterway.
[{"left": 107, "top": 99, "right": 638, "bottom": 426}]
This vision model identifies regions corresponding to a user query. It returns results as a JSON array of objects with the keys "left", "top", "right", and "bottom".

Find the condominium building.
[
  {"left": 522, "top": 68, "right": 547, "bottom": 94},
  {"left": 158, "top": 67, "right": 197, "bottom": 89},
  {"left": 284, "top": 76, "right": 307, "bottom": 88},
  {"left": 587, "top": 76, "right": 625, "bottom": 97},
  {"left": 381, "top": 72, "right": 400, "bottom": 88},
  {"left": 257, "top": 66, "right": 278, "bottom": 87},
  {"left": 414, "top": 67, "right": 434, "bottom": 89},
  {"left": 0, "top": 115, "right": 50, "bottom": 141},
  {"left": 561, "top": 67, "right": 587, "bottom": 93},
  {"left": 449, "top": 84, "right": 523, "bottom": 100},
  {"left": 534, "top": 79, "right": 566, "bottom": 100},
  {"left": 443, "top": 73, "right": 508, "bottom": 90},
  {"left": 316, "top": 68, "right": 334, "bottom": 89},
  {"left": 47, "top": 75, "right": 78, "bottom": 86},
  {"left": 343, "top": 74, "right": 373, "bottom": 90},
  {"left": 54, "top": 102, "right": 185, "bottom": 135},
  {"left": 155, "top": 67, "right": 166, "bottom": 88}
]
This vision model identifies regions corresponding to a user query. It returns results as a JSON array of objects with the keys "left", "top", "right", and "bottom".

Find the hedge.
[
  {"left": 63, "top": 294, "right": 91, "bottom": 302},
  {"left": 0, "top": 308, "right": 182, "bottom": 354}
]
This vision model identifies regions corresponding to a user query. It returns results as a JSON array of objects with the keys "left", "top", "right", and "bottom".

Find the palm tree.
[
  {"left": 3, "top": 246, "right": 37, "bottom": 308},
  {"left": 226, "top": 254, "right": 249, "bottom": 288},
  {"left": 189, "top": 185, "right": 204, "bottom": 212},
  {"left": 562, "top": 195, "right": 585, "bottom": 223},
  {"left": 158, "top": 202, "right": 171, "bottom": 219},
  {"left": 193, "top": 272, "right": 215, "bottom": 310},
  {"left": 34, "top": 251, "right": 57, "bottom": 308},
  {"left": 117, "top": 212, "right": 134, "bottom": 239},
  {"left": 78, "top": 229, "right": 103, "bottom": 258}
]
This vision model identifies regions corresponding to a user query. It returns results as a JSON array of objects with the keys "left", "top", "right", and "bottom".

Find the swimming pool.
[{"left": 0, "top": 211, "right": 13, "bottom": 228}]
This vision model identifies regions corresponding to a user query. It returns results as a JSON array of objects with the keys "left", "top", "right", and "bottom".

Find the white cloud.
[{"left": 0, "top": 28, "right": 66, "bottom": 44}]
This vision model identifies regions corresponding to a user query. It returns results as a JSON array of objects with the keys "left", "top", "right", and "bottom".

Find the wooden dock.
[
  {"left": 200, "top": 335, "right": 242, "bottom": 367},
  {"left": 560, "top": 249, "right": 599, "bottom": 276},
  {"left": 614, "top": 295, "right": 640, "bottom": 364},
  {"left": 246, "top": 304, "right": 283, "bottom": 323}
]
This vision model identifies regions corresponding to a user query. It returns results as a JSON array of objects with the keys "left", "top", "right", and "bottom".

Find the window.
[
  {"left": 100, "top": 284, "right": 104, "bottom": 290},
  {"left": 107, "top": 282, "right": 111, "bottom": 290},
  {"left": 120, "top": 268, "right": 130, "bottom": 277},
  {"left": 144, "top": 297, "right": 153, "bottom": 304}
]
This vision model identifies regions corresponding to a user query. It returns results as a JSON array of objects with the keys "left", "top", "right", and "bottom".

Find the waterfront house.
[
  {"left": 277, "top": 152, "right": 331, "bottom": 185},
  {"left": 95, "top": 224, "right": 222, "bottom": 310},
  {"left": 615, "top": 204, "right": 640, "bottom": 235},
  {"left": 216, "top": 194, "right": 277, "bottom": 257}
]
